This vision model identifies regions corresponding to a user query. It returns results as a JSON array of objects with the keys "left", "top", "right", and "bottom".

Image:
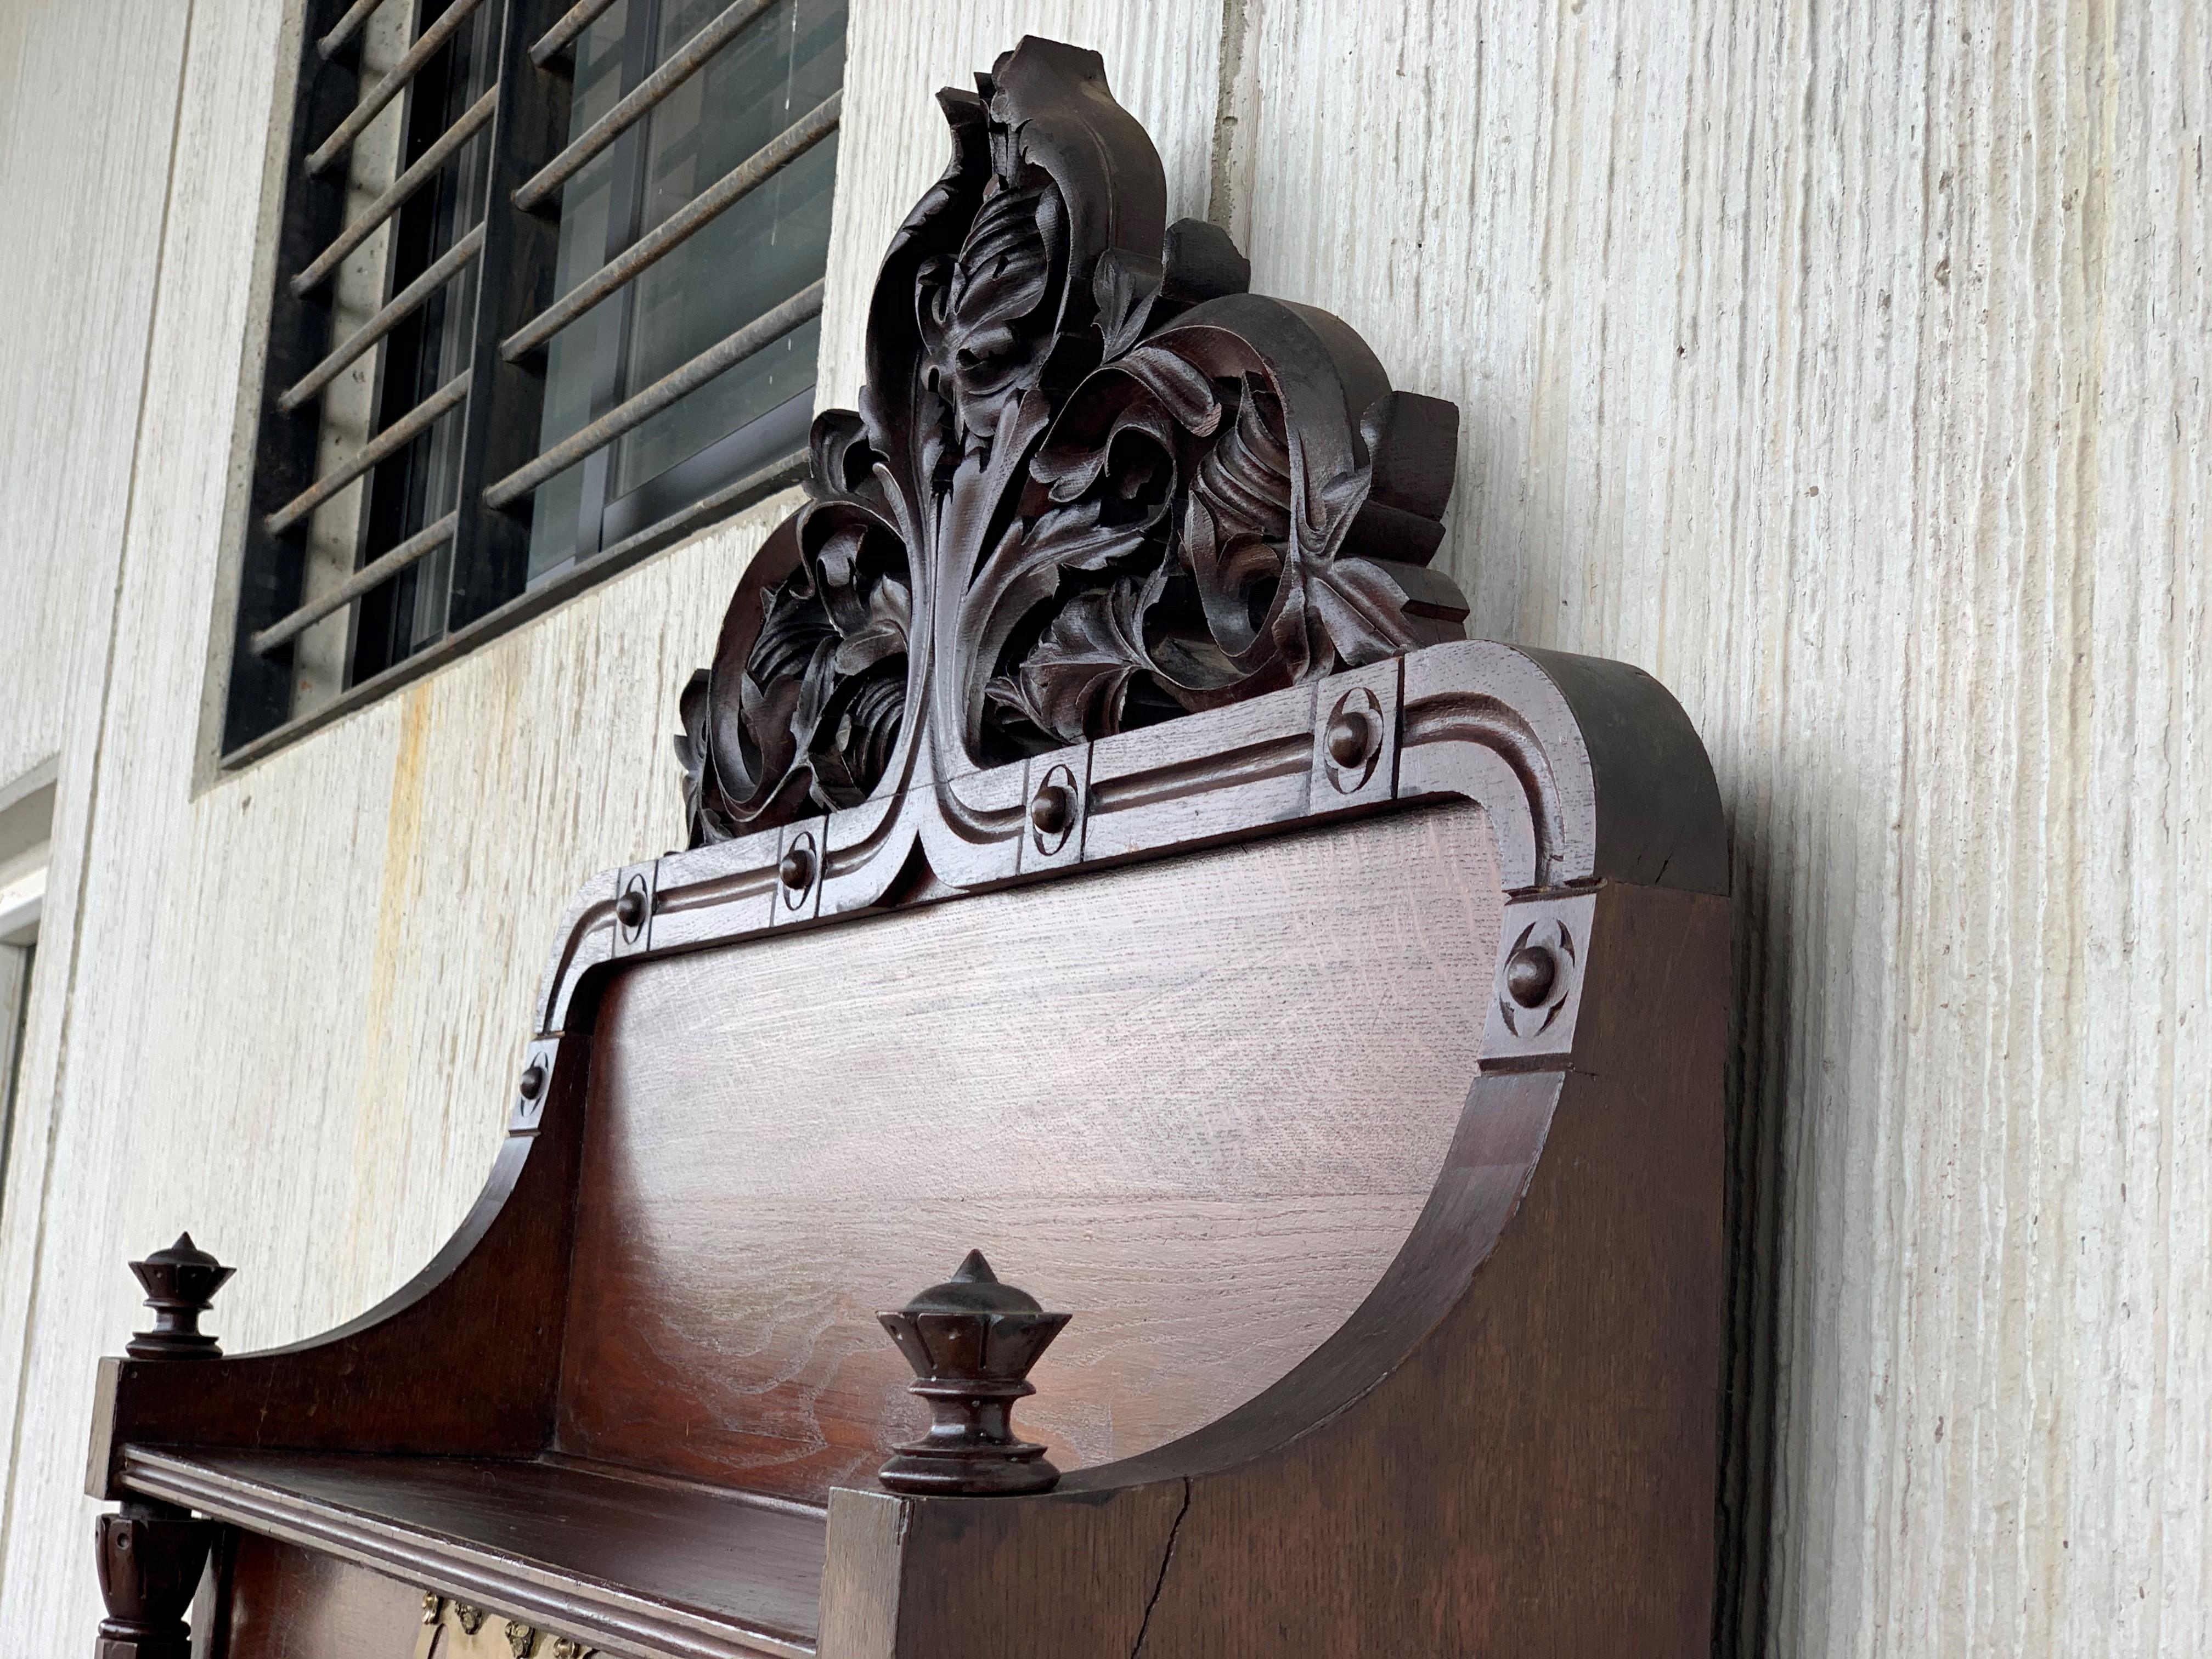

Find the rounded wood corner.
[{"left": 93, "top": 1034, "right": 591, "bottom": 1481}]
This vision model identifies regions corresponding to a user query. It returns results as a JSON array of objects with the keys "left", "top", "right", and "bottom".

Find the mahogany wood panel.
[
  {"left": 833, "top": 880, "right": 1729, "bottom": 1658},
  {"left": 556, "top": 803, "right": 1502, "bottom": 1502},
  {"left": 224, "top": 1534, "right": 424, "bottom": 1659}
]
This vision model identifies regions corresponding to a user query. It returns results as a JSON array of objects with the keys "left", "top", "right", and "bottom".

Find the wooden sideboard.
[{"left": 87, "top": 37, "right": 1730, "bottom": 1659}]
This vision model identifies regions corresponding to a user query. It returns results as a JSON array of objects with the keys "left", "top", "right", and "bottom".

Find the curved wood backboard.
[{"left": 558, "top": 804, "right": 1500, "bottom": 1500}]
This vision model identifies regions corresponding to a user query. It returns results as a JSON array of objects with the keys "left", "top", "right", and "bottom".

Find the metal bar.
[
  {"left": 511, "top": 0, "right": 777, "bottom": 212},
  {"left": 293, "top": 84, "right": 497, "bottom": 294},
  {"left": 441, "top": 0, "right": 573, "bottom": 631},
  {"left": 250, "top": 512, "right": 460, "bottom": 654},
  {"left": 483, "top": 279, "right": 821, "bottom": 509},
  {"left": 315, "top": 0, "right": 388, "bottom": 60},
  {"left": 529, "top": 0, "right": 622, "bottom": 65},
  {"left": 227, "top": 11, "right": 366, "bottom": 744},
  {"left": 501, "top": 91, "right": 839, "bottom": 360},
  {"left": 224, "top": 453, "right": 805, "bottom": 768},
  {"left": 306, "top": 0, "right": 487, "bottom": 176},
  {"left": 280, "top": 224, "right": 484, "bottom": 412},
  {"left": 266, "top": 370, "right": 472, "bottom": 534}
]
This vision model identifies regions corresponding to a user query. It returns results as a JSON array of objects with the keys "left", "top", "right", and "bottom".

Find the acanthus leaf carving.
[{"left": 676, "top": 37, "right": 1468, "bottom": 847}]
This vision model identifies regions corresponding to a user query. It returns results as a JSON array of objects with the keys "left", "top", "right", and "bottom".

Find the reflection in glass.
[
  {"left": 618, "top": 135, "right": 837, "bottom": 492},
  {"left": 527, "top": 0, "right": 848, "bottom": 580}
]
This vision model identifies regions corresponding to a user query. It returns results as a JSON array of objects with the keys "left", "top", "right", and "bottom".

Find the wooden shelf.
[{"left": 121, "top": 1446, "right": 824, "bottom": 1659}]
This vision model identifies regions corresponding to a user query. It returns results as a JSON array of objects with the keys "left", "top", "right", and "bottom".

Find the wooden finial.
[
  {"left": 125, "top": 1234, "right": 235, "bottom": 1361},
  {"left": 876, "top": 1250, "right": 1070, "bottom": 1496}
]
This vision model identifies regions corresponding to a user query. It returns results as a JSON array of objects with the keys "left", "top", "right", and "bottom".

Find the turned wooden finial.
[
  {"left": 877, "top": 1250, "right": 1070, "bottom": 1496},
  {"left": 125, "top": 1234, "right": 235, "bottom": 1361}
]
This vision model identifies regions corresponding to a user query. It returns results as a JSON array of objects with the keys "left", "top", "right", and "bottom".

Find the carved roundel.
[
  {"left": 1499, "top": 917, "right": 1576, "bottom": 1037},
  {"left": 614, "top": 871, "right": 651, "bottom": 944},
  {"left": 1029, "top": 761, "right": 1080, "bottom": 855},
  {"left": 510, "top": 1039, "right": 558, "bottom": 1132},
  {"left": 1323, "top": 686, "right": 1385, "bottom": 794},
  {"left": 674, "top": 38, "right": 1469, "bottom": 847},
  {"left": 779, "top": 829, "right": 820, "bottom": 910}
]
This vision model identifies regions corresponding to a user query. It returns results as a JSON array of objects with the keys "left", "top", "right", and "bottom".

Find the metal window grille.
[{"left": 222, "top": 0, "right": 845, "bottom": 763}]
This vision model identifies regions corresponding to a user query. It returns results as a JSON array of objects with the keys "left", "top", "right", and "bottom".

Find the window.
[
  {"left": 0, "top": 775, "right": 52, "bottom": 1209},
  {"left": 221, "top": 0, "right": 847, "bottom": 763}
]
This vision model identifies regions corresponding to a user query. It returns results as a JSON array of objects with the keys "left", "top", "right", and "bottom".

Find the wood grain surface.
[
  {"left": 557, "top": 803, "right": 1500, "bottom": 1500},
  {"left": 224, "top": 1533, "right": 425, "bottom": 1659}
]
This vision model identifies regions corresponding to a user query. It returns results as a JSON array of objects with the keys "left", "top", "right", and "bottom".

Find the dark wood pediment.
[{"left": 674, "top": 38, "right": 1466, "bottom": 845}]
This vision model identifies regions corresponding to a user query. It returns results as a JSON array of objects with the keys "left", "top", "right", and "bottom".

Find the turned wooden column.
[
  {"left": 94, "top": 1502, "right": 214, "bottom": 1659},
  {"left": 94, "top": 1237, "right": 230, "bottom": 1657}
]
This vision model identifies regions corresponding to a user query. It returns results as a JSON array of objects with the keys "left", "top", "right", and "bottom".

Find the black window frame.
[{"left": 220, "top": 0, "right": 841, "bottom": 766}]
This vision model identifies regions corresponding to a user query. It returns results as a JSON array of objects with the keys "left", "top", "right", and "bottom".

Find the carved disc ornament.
[{"left": 675, "top": 37, "right": 1469, "bottom": 844}]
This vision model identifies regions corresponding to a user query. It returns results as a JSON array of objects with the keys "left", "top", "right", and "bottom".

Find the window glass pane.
[
  {"left": 415, "top": 6, "right": 495, "bottom": 533},
  {"left": 522, "top": 0, "right": 845, "bottom": 575},
  {"left": 613, "top": 0, "right": 845, "bottom": 494},
  {"left": 526, "top": 4, "right": 635, "bottom": 581},
  {"left": 0, "top": 940, "right": 32, "bottom": 1209},
  {"left": 356, "top": 0, "right": 499, "bottom": 669},
  {"left": 616, "top": 133, "right": 837, "bottom": 493},
  {"left": 647, "top": 0, "right": 845, "bottom": 194}
]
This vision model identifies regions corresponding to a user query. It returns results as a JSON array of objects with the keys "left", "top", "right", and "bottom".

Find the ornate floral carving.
[{"left": 676, "top": 37, "right": 1468, "bottom": 845}]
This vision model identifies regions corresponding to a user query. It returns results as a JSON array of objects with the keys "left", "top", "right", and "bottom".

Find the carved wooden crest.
[{"left": 675, "top": 37, "right": 1468, "bottom": 844}]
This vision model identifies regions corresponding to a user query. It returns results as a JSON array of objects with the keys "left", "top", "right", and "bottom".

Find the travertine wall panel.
[
  {"left": 0, "top": 0, "right": 187, "bottom": 790},
  {"left": 0, "top": 0, "right": 193, "bottom": 1621},
  {"left": 0, "top": 1, "right": 2204, "bottom": 1656},
  {"left": 1225, "top": 1, "right": 2209, "bottom": 1652}
]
